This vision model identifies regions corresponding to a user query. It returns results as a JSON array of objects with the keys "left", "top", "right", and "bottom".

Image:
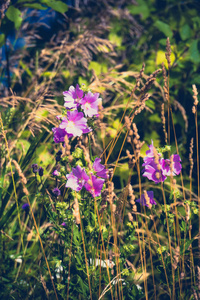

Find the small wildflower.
[
  {"left": 52, "top": 127, "right": 72, "bottom": 144},
  {"left": 22, "top": 203, "right": 30, "bottom": 211},
  {"left": 142, "top": 141, "right": 181, "bottom": 183},
  {"left": 52, "top": 170, "right": 60, "bottom": 176},
  {"left": 84, "top": 175, "right": 105, "bottom": 197},
  {"left": 80, "top": 91, "right": 100, "bottom": 117},
  {"left": 160, "top": 154, "right": 182, "bottom": 176},
  {"left": 31, "top": 164, "right": 38, "bottom": 173},
  {"left": 63, "top": 84, "right": 84, "bottom": 109},
  {"left": 59, "top": 110, "right": 91, "bottom": 137},
  {"left": 66, "top": 165, "right": 89, "bottom": 192},
  {"left": 136, "top": 191, "right": 157, "bottom": 207},
  {"left": 61, "top": 222, "right": 66, "bottom": 227},
  {"left": 143, "top": 163, "right": 166, "bottom": 183},
  {"left": 93, "top": 157, "right": 108, "bottom": 179},
  {"left": 143, "top": 140, "right": 161, "bottom": 167},
  {"left": 52, "top": 187, "right": 61, "bottom": 196}
]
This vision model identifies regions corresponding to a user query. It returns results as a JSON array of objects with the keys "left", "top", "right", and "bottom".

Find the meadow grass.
[{"left": 0, "top": 39, "right": 199, "bottom": 300}]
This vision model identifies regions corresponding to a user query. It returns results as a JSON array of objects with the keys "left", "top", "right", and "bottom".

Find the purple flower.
[
  {"left": 143, "top": 140, "right": 161, "bottom": 167},
  {"left": 63, "top": 84, "right": 84, "bottom": 109},
  {"left": 52, "top": 170, "right": 60, "bottom": 176},
  {"left": 59, "top": 110, "right": 91, "bottom": 137},
  {"left": 53, "top": 187, "right": 61, "bottom": 196},
  {"left": 93, "top": 157, "right": 108, "bottom": 179},
  {"left": 61, "top": 222, "right": 66, "bottom": 227},
  {"left": 160, "top": 154, "right": 182, "bottom": 176},
  {"left": 38, "top": 167, "right": 44, "bottom": 177},
  {"left": 136, "top": 191, "right": 157, "bottom": 207},
  {"left": 80, "top": 91, "right": 100, "bottom": 117},
  {"left": 52, "top": 127, "right": 72, "bottom": 143},
  {"left": 22, "top": 203, "right": 30, "bottom": 211},
  {"left": 31, "top": 164, "right": 38, "bottom": 173},
  {"left": 84, "top": 175, "right": 105, "bottom": 197},
  {"left": 142, "top": 141, "right": 166, "bottom": 183},
  {"left": 143, "top": 163, "right": 166, "bottom": 183},
  {"left": 66, "top": 165, "right": 89, "bottom": 192}
]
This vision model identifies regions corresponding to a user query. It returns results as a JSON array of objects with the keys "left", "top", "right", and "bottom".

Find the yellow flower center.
[
  {"left": 85, "top": 102, "right": 91, "bottom": 110},
  {"left": 68, "top": 121, "right": 74, "bottom": 128}
]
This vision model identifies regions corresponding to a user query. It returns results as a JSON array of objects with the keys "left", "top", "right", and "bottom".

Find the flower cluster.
[
  {"left": 52, "top": 84, "right": 101, "bottom": 143},
  {"left": 66, "top": 158, "right": 107, "bottom": 197},
  {"left": 142, "top": 140, "right": 182, "bottom": 184},
  {"left": 31, "top": 164, "right": 44, "bottom": 177},
  {"left": 137, "top": 141, "right": 182, "bottom": 208}
]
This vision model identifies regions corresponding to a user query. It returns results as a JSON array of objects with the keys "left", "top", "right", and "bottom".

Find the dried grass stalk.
[
  {"left": 192, "top": 84, "right": 199, "bottom": 114},
  {"left": 161, "top": 63, "right": 168, "bottom": 102},
  {"left": 161, "top": 103, "right": 168, "bottom": 143},
  {"left": 165, "top": 37, "right": 171, "bottom": 68},
  {"left": 189, "top": 138, "right": 194, "bottom": 179},
  {"left": 12, "top": 159, "right": 27, "bottom": 185},
  {"left": 73, "top": 197, "right": 80, "bottom": 225}
]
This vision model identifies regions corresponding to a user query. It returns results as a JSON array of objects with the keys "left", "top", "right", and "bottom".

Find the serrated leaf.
[
  {"left": 154, "top": 20, "right": 173, "bottom": 38},
  {"left": 6, "top": 6, "right": 22, "bottom": 29}
]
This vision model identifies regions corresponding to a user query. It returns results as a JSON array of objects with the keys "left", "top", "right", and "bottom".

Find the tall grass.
[{"left": 0, "top": 38, "right": 199, "bottom": 300}]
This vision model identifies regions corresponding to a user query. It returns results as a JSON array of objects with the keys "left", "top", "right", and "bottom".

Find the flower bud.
[
  {"left": 52, "top": 187, "right": 61, "bottom": 196},
  {"left": 38, "top": 167, "right": 44, "bottom": 177},
  {"left": 31, "top": 164, "right": 38, "bottom": 173}
]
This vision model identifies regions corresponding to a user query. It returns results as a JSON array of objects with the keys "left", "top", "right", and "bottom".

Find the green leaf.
[
  {"left": 16, "top": 139, "right": 31, "bottom": 154},
  {"left": 154, "top": 20, "right": 173, "bottom": 38},
  {"left": 43, "top": 0, "right": 68, "bottom": 13},
  {"left": 23, "top": 3, "right": 47, "bottom": 10},
  {"left": 108, "top": 33, "right": 122, "bottom": 47},
  {"left": 146, "top": 99, "right": 155, "bottom": 110},
  {"left": 17, "top": 0, "right": 37, "bottom": 3},
  {"left": 0, "top": 203, "right": 16, "bottom": 230},
  {"left": 89, "top": 61, "right": 107, "bottom": 76},
  {"left": 189, "top": 40, "right": 200, "bottom": 63},
  {"left": 180, "top": 24, "right": 191, "bottom": 41},
  {"left": 128, "top": 1, "right": 150, "bottom": 20},
  {"left": 180, "top": 239, "right": 194, "bottom": 255},
  {"left": 0, "top": 34, "right": 5, "bottom": 47},
  {"left": 6, "top": 6, "right": 23, "bottom": 30},
  {"left": 19, "top": 61, "right": 33, "bottom": 77},
  {"left": 149, "top": 113, "right": 161, "bottom": 123}
]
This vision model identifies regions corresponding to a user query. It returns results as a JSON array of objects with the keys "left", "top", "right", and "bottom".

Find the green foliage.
[
  {"left": 154, "top": 20, "right": 173, "bottom": 38},
  {"left": 6, "top": 6, "right": 23, "bottom": 29}
]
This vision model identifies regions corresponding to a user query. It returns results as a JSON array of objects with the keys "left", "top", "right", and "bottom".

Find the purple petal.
[
  {"left": 93, "top": 158, "right": 105, "bottom": 172},
  {"left": 136, "top": 191, "right": 156, "bottom": 207}
]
